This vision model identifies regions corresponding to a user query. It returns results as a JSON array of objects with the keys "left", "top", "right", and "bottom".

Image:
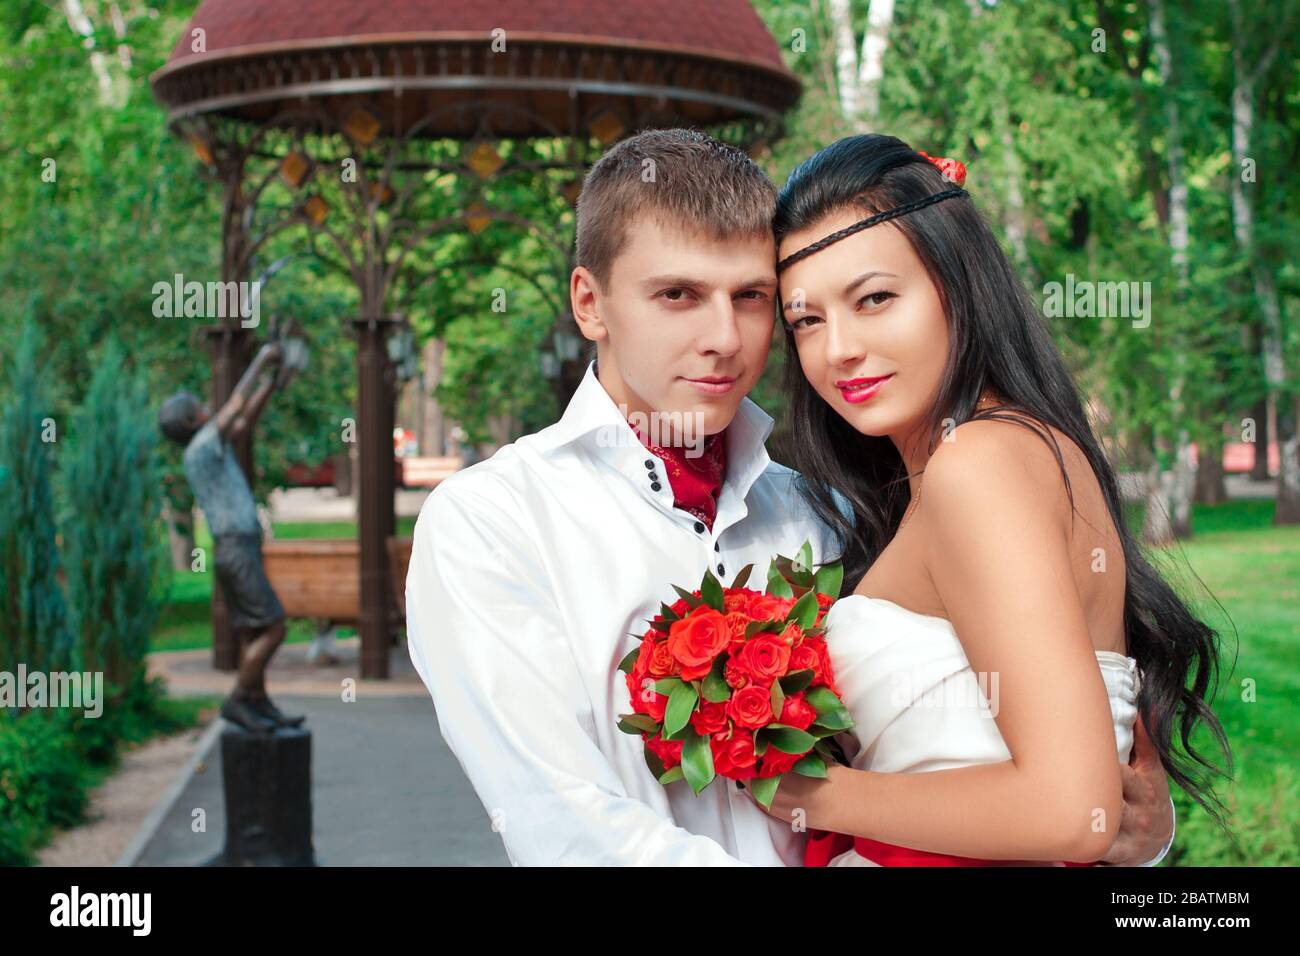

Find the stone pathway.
[{"left": 118, "top": 638, "right": 508, "bottom": 866}]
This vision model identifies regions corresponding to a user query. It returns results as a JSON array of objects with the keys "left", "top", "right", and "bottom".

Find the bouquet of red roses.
[{"left": 618, "top": 540, "right": 854, "bottom": 810}]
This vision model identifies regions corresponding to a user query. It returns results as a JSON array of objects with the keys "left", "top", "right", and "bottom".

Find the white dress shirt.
[
  {"left": 406, "top": 360, "right": 840, "bottom": 865},
  {"left": 406, "top": 359, "right": 1174, "bottom": 866}
]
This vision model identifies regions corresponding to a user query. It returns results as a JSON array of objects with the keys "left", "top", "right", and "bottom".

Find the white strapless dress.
[{"left": 821, "top": 595, "right": 1141, "bottom": 867}]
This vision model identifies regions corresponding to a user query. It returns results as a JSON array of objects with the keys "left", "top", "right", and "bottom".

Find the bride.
[{"left": 745, "top": 135, "right": 1230, "bottom": 865}]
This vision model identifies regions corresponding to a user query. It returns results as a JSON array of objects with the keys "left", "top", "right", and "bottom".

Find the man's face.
[{"left": 570, "top": 214, "right": 777, "bottom": 440}]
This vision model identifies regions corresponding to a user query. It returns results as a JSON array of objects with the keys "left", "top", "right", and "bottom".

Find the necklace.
[{"left": 896, "top": 390, "right": 1002, "bottom": 535}]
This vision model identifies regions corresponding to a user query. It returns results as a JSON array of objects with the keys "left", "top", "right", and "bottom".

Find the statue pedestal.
[{"left": 204, "top": 724, "right": 317, "bottom": 866}]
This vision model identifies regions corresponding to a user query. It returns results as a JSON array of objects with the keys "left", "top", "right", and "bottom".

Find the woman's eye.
[
  {"left": 857, "top": 291, "right": 897, "bottom": 310},
  {"left": 785, "top": 314, "right": 820, "bottom": 331}
]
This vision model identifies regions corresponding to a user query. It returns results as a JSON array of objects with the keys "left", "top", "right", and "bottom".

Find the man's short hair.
[
  {"left": 159, "top": 391, "right": 203, "bottom": 445},
  {"left": 575, "top": 128, "right": 776, "bottom": 290}
]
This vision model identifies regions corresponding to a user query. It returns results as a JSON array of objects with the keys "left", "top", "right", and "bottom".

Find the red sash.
[{"left": 805, "top": 830, "right": 1096, "bottom": 867}]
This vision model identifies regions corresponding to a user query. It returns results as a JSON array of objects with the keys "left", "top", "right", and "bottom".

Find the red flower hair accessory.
[{"left": 918, "top": 150, "right": 967, "bottom": 187}]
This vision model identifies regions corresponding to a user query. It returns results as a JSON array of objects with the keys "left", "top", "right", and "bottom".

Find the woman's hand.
[{"left": 742, "top": 764, "right": 846, "bottom": 832}]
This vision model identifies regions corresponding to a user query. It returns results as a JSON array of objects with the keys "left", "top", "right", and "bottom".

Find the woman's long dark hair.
[{"left": 774, "top": 134, "right": 1230, "bottom": 826}]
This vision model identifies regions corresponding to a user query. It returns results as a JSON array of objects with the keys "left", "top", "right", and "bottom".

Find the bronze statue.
[{"left": 159, "top": 319, "right": 310, "bottom": 733}]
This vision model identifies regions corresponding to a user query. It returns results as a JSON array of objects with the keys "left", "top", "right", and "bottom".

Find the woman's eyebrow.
[
  {"left": 842, "top": 269, "right": 898, "bottom": 296},
  {"left": 781, "top": 268, "right": 900, "bottom": 312}
]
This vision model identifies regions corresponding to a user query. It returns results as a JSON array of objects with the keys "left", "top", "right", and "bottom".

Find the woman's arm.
[{"left": 759, "top": 420, "right": 1124, "bottom": 862}]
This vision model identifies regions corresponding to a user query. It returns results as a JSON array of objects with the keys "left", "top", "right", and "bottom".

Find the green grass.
[{"left": 1128, "top": 499, "right": 1300, "bottom": 865}]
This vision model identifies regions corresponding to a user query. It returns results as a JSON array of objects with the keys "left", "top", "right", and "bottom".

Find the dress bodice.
[{"left": 819, "top": 595, "right": 1140, "bottom": 867}]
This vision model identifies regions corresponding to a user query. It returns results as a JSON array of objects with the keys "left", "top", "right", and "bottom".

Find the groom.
[{"left": 405, "top": 129, "right": 1174, "bottom": 866}]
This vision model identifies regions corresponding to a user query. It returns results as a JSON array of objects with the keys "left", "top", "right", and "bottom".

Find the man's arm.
[
  {"left": 405, "top": 481, "right": 747, "bottom": 866},
  {"left": 1102, "top": 715, "right": 1176, "bottom": 866}
]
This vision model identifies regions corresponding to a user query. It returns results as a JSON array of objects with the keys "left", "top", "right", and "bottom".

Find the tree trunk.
[
  {"left": 857, "top": 0, "right": 895, "bottom": 127},
  {"left": 1146, "top": 0, "right": 1194, "bottom": 541},
  {"left": 1227, "top": 0, "right": 1295, "bottom": 522},
  {"left": 1248, "top": 395, "right": 1271, "bottom": 480},
  {"left": 1195, "top": 437, "right": 1227, "bottom": 504}
]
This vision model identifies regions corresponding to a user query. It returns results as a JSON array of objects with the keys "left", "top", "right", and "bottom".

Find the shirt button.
[
  {"left": 693, "top": 521, "right": 706, "bottom": 534},
  {"left": 714, "top": 542, "right": 720, "bottom": 552},
  {"left": 648, "top": 472, "right": 658, "bottom": 481},
  {"left": 717, "top": 563, "right": 726, "bottom": 576},
  {"left": 644, "top": 459, "right": 655, "bottom": 469},
  {"left": 651, "top": 482, "right": 662, "bottom": 492}
]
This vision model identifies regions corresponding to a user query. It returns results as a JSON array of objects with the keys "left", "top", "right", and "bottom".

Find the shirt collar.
[{"left": 534, "top": 360, "right": 774, "bottom": 500}]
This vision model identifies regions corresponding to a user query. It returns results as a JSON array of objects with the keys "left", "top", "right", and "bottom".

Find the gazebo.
[{"left": 151, "top": 0, "right": 800, "bottom": 678}]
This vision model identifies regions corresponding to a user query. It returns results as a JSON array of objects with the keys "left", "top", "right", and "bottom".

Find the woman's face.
[{"left": 778, "top": 208, "right": 950, "bottom": 446}]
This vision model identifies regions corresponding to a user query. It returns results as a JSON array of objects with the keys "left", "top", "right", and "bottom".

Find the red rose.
[
  {"left": 711, "top": 729, "right": 758, "bottom": 780},
  {"left": 813, "top": 638, "right": 840, "bottom": 695},
  {"left": 734, "top": 632, "right": 792, "bottom": 684},
  {"left": 689, "top": 699, "right": 729, "bottom": 735},
  {"left": 779, "top": 692, "right": 817, "bottom": 731},
  {"left": 647, "top": 638, "right": 676, "bottom": 678},
  {"left": 781, "top": 621, "right": 804, "bottom": 648},
  {"left": 668, "top": 606, "right": 730, "bottom": 681},
  {"left": 724, "top": 612, "right": 749, "bottom": 650},
  {"left": 790, "top": 643, "right": 820, "bottom": 678},
  {"left": 758, "top": 745, "right": 802, "bottom": 778},
  {"left": 724, "top": 657, "right": 751, "bottom": 690},
  {"left": 747, "top": 593, "right": 794, "bottom": 622},
  {"left": 815, "top": 592, "right": 834, "bottom": 624},
  {"left": 727, "top": 683, "right": 774, "bottom": 730},
  {"left": 724, "top": 589, "right": 757, "bottom": 614},
  {"left": 626, "top": 672, "right": 668, "bottom": 723},
  {"left": 646, "top": 732, "right": 684, "bottom": 770}
]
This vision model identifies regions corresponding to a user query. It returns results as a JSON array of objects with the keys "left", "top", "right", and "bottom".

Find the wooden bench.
[
  {"left": 261, "top": 537, "right": 414, "bottom": 623},
  {"left": 398, "top": 455, "right": 462, "bottom": 488}
]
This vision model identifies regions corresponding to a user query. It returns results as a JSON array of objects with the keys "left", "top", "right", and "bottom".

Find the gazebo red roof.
[
  {"left": 163, "top": 0, "right": 794, "bottom": 77},
  {"left": 151, "top": 0, "right": 801, "bottom": 135}
]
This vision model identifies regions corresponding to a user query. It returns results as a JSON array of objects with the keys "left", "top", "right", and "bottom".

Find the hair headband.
[{"left": 776, "top": 152, "right": 968, "bottom": 274}]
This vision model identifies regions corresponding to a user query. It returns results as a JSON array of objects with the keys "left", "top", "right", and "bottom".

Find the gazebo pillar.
[{"left": 354, "top": 315, "right": 400, "bottom": 678}]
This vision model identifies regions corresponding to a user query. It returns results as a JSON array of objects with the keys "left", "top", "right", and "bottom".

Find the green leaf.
[
  {"left": 700, "top": 568, "right": 725, "bottom": 612},
  {"left": 793, "top": 753, "right": 828, "bottom": 778},
  {"left": 617, "top": 714, "right": 660, "bottom": 734},
  {"left": 659, "top": 602, "right": 682, "bottom": 622},
  {"left": 810, "top": 724, "right": 844, "bottom": 739},
  {"left": 744, "top": 618, "right": 782, "bottom": 638},
  {"left": 747, "top": 773, "right": 781, "bottom": 811},
  {"left": 760, "top": 724, "right": 817, "bottom": 754},
  {"left": 814, "top": 560, "right": 844, "bottom": 601},
  {"left": 702, "top": 657, "right": 731, "bottom": 703},
  {"left": 806, "top": 686, "right": 846, "bottom": 715},
  {"left": 787, "top": 589, "right": 819, "bottom": 629},
  {"left": 672, "top": 586, "right": 703, "bottom": 609},
  {"left": 617, "top": 646, "right": 640, "bottom": 674},
  {"left": 730, "top": 563, "right": 754, "bottom": 590},
  {"left": 779, "top": 668, "right": 815, "bottom": 694},
  {"left": 654, "top": 677, "right": 685, "bottom": 696},
  {"left": 765, "top": 562, "right": 794, "bottom": 598},
  {"left": 681, "top": 730, "right": 716, "bottom": 795},
  {"left": 644, "top": 744, "right": 667, "bottom": 780},
  {"left": 795, "top": 540, "right": 814, "bottom": 575},
  {"left": 810, "top": 709, "right": 853, "bottom": 732},
  {"left": 769, "top": 678, "right": 785, "bottom": 721},
  {"left": 663, "top": 682, "right": 700, "bottom": 737},
  {"left": 657, "top": 765, "right": 685, "bottom": 785}
]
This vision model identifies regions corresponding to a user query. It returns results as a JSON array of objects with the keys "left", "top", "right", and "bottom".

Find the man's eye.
[
  {"left": 660, "top": 288, "right": 689, "bottom": 301},
  {"left": 857, "top": 291, "right": 897, "bottom": 310},
  {"left": 737, "top": 290, "right": 769, "bottom": 301}
]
